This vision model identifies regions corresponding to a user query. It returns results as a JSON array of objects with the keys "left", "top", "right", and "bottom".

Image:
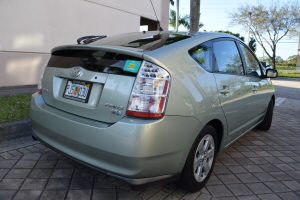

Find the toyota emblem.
[{"left": 70, "top": 67, "right": 82, "bottom": 77}]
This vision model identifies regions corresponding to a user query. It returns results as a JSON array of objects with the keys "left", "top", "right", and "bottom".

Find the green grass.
[
  {"left": 0, "top": 94, "right": 32, "bottom": 124},
  {"left": 276, "top": 65, "right": 296, "bottom": 70},
  {"left": 278, "top": 70, "right": 300, "bottom": 78}
]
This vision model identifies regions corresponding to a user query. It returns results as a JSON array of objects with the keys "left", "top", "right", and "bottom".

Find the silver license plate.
[{"left": 63, "top": 80, "right": 92, "bottom": 103}]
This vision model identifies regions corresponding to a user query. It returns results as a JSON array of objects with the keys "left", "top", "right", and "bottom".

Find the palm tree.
[
  {"left": 169, "top": 9, "right": 203, "bottom": 31},
  {"left": 190, "top": 0, "right": 201, "bottom": 33}
]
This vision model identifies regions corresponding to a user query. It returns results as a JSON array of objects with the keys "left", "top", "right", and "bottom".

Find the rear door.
[
  {"left": 212, "top": 39, "right": 255, "bottom": 144},
  {"left": 41, "top": 47, "right": 143, "bottom": 123}
]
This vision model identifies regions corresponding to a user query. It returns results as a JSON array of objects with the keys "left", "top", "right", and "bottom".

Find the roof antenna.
[{"left": 149, "top": 0, "right": 163, "bottom": 31}]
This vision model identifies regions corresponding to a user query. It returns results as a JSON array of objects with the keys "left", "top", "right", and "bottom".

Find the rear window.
[{"left": 48, "top": 50, "right": 143, "bottom": 77}]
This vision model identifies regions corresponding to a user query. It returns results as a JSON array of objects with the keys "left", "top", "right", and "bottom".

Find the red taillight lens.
[
  {"left": 127, "top": 111, "right": 164, "bottom": 118},
  {"left": 127, "top": 61, "right": 171, "bottom": 119}
]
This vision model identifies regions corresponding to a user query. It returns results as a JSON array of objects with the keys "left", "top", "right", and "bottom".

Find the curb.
[
  {"left": 274, "top": 76, "right": 300, "bottom": 81},
  {"left": 0, "top": 119, "right": 32, "bottom": 141},
  {"left": 0, "top": 85, "right": 37, "bottom": 97}
]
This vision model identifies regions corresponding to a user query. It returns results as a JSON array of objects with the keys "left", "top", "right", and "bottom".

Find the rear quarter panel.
[{"left": 143, "top": 33, "right": 229, "bottom": 152}]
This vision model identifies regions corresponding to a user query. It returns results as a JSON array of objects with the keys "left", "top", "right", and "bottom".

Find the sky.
[{"left": 169, "top": 0, "right": 299, "bottom": 60}]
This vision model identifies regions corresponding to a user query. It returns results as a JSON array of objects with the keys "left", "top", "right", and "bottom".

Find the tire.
[
  {"left": 178, "top": 125, "right": 217, "bottom": 192},
  {"left": 257, "top": 99, "right": 274, "bottom": 131}
]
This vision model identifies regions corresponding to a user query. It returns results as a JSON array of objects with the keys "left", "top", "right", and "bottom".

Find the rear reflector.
[
  {"left": 127, "top": 111, "right": 164, "bottom": 118},
  {"left": 127, "top": 61, "right": 171, "bottom": 119}
]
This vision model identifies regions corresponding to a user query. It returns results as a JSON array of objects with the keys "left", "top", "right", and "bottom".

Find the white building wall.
[{"left": 0, "top": 0, "right": 168, "bottom": 87}]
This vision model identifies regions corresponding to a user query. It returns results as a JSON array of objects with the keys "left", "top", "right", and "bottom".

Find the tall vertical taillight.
[{"left": 127, "top": 61, "right": 171, "bottom": 118}]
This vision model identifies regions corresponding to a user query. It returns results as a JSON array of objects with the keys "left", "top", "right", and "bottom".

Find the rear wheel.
[
  {"left": 178, "top": 125, "right": 217, "bottom": 192},
  {"left": 257, "top": 99, "right": 274, "bottom": 131}
]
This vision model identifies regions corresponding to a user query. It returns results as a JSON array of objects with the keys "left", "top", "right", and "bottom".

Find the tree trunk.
[
  {"left": 271, "top": 57, "right": 276, "bottom": 70},
  {"left": 272, "top": 45, "right": 276, "bottom": 70},
  {"left": 176, "top": 0, "right": 179, "bottom": 32},
  {"left": 190, "top": 0, "right": 200, "bottom": 33}
]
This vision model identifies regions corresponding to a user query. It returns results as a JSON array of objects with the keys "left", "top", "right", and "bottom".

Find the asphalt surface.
[
  {"left": 273, "top": 77, "right": 300, "bottom": 101},
  {"left": 0, "top": 78, "right": 299, "bottom": 200}
]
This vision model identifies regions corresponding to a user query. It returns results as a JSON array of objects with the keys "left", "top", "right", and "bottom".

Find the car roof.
[
  {"left": 87, "top": 31, "right": 241, "bottom": 52},
  {"left": 51, "top": 31, "right": 243, "bottom": 59}
]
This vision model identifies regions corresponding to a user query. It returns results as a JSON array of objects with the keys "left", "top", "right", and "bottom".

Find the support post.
[{"left": 296, "top": 35, "right": 300, "bottom": 71}]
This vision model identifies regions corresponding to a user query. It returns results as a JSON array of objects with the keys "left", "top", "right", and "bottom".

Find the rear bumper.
[
  {"left": 30, "top": 93, "right": 203, "bottom": 185},
  {"left": 32, "top": 133, "right": 180, "bottom": 187}
]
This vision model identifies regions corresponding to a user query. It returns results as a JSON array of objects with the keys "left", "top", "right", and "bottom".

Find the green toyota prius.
[{"left": 30, "top": 31, "right": 277, "bottom": 192}]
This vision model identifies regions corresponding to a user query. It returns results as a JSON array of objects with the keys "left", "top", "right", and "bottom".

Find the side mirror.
[{"left": 266, "top": 69, "right": 278, "bottom": 78}]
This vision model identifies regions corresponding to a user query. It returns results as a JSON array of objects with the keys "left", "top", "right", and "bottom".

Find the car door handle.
[{"left": 220, "top": 86, "right": 229, "bottom": 95}]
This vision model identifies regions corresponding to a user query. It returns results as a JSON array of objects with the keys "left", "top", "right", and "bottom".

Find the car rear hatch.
[{"left": 41, "top": 45, "right": 144, "bottom": 123}]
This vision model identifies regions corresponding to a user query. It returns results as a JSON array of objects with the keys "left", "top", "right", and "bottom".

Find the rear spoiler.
[{"left": 77, "top": 35, "right": 107, "bottom": 44}]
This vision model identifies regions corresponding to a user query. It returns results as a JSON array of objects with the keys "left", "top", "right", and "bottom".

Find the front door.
[{"left": 237, "top": 42, "right": 272, "bottom": 117}]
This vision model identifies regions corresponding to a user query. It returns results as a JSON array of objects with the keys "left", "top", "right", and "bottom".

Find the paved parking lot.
[
  {"left": 1, "top": 106, "right": 299, "bottom": 200},
  {"left": 0, "top": 78, "right": 300, "bottom": 200}
]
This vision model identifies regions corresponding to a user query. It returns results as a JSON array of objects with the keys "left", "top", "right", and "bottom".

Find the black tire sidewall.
[
  {"left": 180, "top": 125, "right": 218, "bottom": 192},
  {"left": 257, "top": 99, "right": 274, "bottom": 131}
]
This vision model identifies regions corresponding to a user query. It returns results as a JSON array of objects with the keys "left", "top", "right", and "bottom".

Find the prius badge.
[
  {"left": 70, "top": 66, "right": 82, "bottom": 77},
  {"left": 105, "top": 103, "right": 124, "bottom": 116}
]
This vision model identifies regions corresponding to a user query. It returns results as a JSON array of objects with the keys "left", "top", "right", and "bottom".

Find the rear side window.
[
  {"left": 189, "top": 41, "right": 212, "bottom": 72},
  {"left": 48, "top": 50, "right": 143, "bottom": 77},
  {"left": 238, "top": 43, "right": 262, "bottom": 77},
  {"left": 213, "top": 41, "right": 244, "bottom": 75}
]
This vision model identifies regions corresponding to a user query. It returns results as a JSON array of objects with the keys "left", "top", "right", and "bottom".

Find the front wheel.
[
  {"left": 178, "top": 125, "right": 217, "bottom": 192},
  {"left": 257, "top": 99, "right": 274, "bottom": 131}
]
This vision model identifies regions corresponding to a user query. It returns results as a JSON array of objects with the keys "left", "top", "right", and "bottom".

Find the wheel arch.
[
  {"left": 178, "top": 119, "right": 225, "bottom": 191},
  {"left": 207, "top": 119, "right": 224, "bottom": 154},
  {"left": 179, "top": 118, "right": 226, "bottom": 174},
  {"left": 271, "top": 94, "right": 275, "bottom": 106}
]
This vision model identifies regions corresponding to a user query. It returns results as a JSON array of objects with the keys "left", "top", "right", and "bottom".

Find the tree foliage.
[
  {"left": 214, "top": 30, "right": 257, "bottom": 53},
  {"left": 170, "top": 0, "right": 174, "bottom": 6},
  {"left": 229, "top": 1, "right": 300, "bottom": 69},
  {"left": 258, "top": 55, "right": 295, "bottom": 65},
  {"left": 286, "top": 55, "right": 297, "bottom": 64},
  {"left": 276, "top": 56, "right": 284, "bottom": 63},
  {"left": 258, "top": 56, "right": 272, "bottom": 63},
  {"left": 169, "top": 9, "right": 203, "bottom": 30},
  {"left": 248, "top": 37, "right": 257, "bottom": 53}
]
